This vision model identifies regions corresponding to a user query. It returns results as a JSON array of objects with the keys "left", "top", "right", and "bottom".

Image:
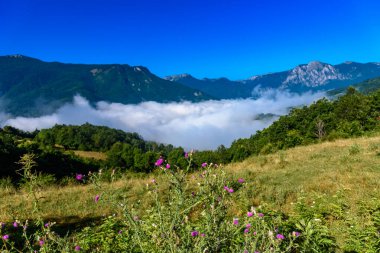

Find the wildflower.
[
  {"left": 94, "top": 195, "right": 100, "bottom": 203},
  {"left": 184, "top": 152, "right": 189, "bottom": 158},
  {"left": 233, "top": 218, "right": 239, "bottom": 225},
  {"left": 118, "top": 230, "right": 123, "bottom": 234},
  {"left": 75, "top": 174, "right": 83, "bottom": 181},
  {"left": 238, "top": 178, "right": 245, "bottom": 183},
  {"left": 39, "top": 240, "right": 44, "bottom": 246},
  {"left": 246, "top": 223, "right": 251, "bottom": 228},
  {"left": 253, "top": 231, "right": 257, "bottom": 235},
  {"left": 244, "top": 250, "right": 249, "bottom": 253},
  {"left": 200, "top": 233, "right": 205, "bottom": 237},
  {"left": 165, "top": 163, "right": 170, "bottom": 169},
  {"left": 292, "top": 231, "right": 301, "bottom": 237},
  {"left": 0, "top": 222, "right": 5, "bottom": 228},
  {"left": 228, "top": 188, "right": 234, "bottom": 193},
  {"left": 244, "top": 228, "right": 249, "bottom": 233},
  {"left": 155, "top": 158, "right": 164, "bottom": 166},
  {"left": 74, "top": 245, "right": 81, "bottom": 251},
  {"left": 201, "top": 162, "right": 207, "bottom": 168},
  {"left": 2, "top": 234, "right": 9, "bottom": 240},
  {"left": 191, "top": 231, "right": 199, "bottom": 237},
  {"left": 13, "top": 221, "right": 18, "bottom": 228},
  {"left": 224, "top": 186, "right": 229, "bottom": 191},
  {"left": 44, "top": 223, "right": 49, "bottom": 228},
  {"left": 258, "top": 213, "right": 264, "bottom": 217},
  {"left": 151, "top": 178, "right": 156, "bottom": 184},
  {"left": 276, "top": 234, "right": 285, "bottom": 240},
  {"left": 247, "top": 212, "right": 253, "bottom": 217}
]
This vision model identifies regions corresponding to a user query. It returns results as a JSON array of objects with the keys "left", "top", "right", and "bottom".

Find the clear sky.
[{"left": 1, "top": 0, "right": 380, "bottom": 80}]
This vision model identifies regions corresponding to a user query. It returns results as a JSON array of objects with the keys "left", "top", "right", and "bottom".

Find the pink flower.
[
  {"left": 247, "top": 212, "right": 253, "bottom": 217},
  {"left": 244, "top": 228, "right": 249, "bottom": 233},
  {"left": 246, "top": 223, "right": 251, "bottom": 228},
  {"left": 13, "top": 221, "right": 18, "bottom": 228},
  {"left": 238, "top": 178, "right": 245, "bottom": 183},
  {"left": 191, "top": 231, "right": 199, "bottom": 237},
  {"left": 2, "top": 234, "right": 9, "bottom": 240},
  {"left": 201, "top": 162, "right": 207, "bottom": 168},
  {"left": 155, "top": 158, "right": 164, "bottom": 166},
  {"left": 253, "top": 231, "right": 257, "bottom": 235},
  {"left": 165, "top": 163, "right": 170, "bottom": 169},
  {"left": 44, "top": 223, "right": 49, "bottom": 228},
  {"left": 233, "top": 218, "right": 239, "bottom": 225},
  {"left": 94, "top": 195, "right": 100, "bottom": 203},
  {"left": 258, "top": 213, "right": 264, "bottom": 217},
  {"left": 39, "top": 240, "right": 44, "bottom": 246},
  {"left": 74, "top": 245, "right": 81, "bottom": 251},
  {"left": 184, "top": 152, "right": 189, "bottom": 158},
  {"left": 276, "top": 234, "right": 285, "bottom": 240},
  {"left": 151, "top": 178, "right": 156, "bottom": 184},
  {"left": 228, "top": 188, "right": 234, "bottom": 193},
  {"left": 75, "top": 174, "right": 84, "bottom": 181},
  {"left": 200, "top": 233, "right": 205, "bottom": 237}
]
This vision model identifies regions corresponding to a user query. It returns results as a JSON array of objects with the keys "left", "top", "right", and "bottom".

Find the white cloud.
[{"left": 0, "top": 90, "right": 326, "bottom": 150}]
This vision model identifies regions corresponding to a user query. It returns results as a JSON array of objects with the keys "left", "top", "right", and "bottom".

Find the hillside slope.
[{"left": 0, "top": 55, "right": 211, "bottom": 116}]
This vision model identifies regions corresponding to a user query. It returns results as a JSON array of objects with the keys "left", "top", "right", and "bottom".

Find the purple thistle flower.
[
  {"left": 201, "top": 162, "right": 207, "bottom": 168},
  {"left": 276, "top": 234, "right": 285, "bottom": 240},
  {"left": 238, "top": 178, "right": 245, "bottom": 183},
  {"left": 244, "top": 228, "right": 249, "bottom": 234},
  {"left": 224, "top": 186, "right": 229, "bottom": 191},
  {"left": 155, "top": 158, "right": 164, "bottom": 166},
  {"left": 247, "top": 212, "right": 253, "bottom": 217},
  {"left": 2, "top": 234, "right": 9, "bottom": 240},
  {"left": 228, "top": 188, "right": 234, "bottom": 193},
  {"left": 75, "top": 174, "right": 83, "bottom": 181},
  {"left": 39, "top": 240, "right": 44, "bottom": 246},
  {"left": 44, "top": 223, "right": 49, "bottom": 228},
  {"left": 165, "top": 163, "right": 170, "bottom": 169},
  {"left": 118, "top": 230, "right": 123, "bottom": 234},
  {"left": 94, "top": 195, "right": 100, "bottom": 203},
  {"left": 74, "top": 245, "right": 81, "bottom": 251},
  {"left": 233, "top": 218, "right": 239, "bottom": 225},
  {"left": 191, "top": 231, "right": 199, "bottom": 237},
  {"left": 13, "top": 221, "right": 18, "bottom": 228},
  {"left": 253, "top": 231, "right": 257, "bottom": 236},
  {"left": 246, "top": 223, "right": 251, "bottom": 228},
  {"left": 258, "top": 213, "right": 264, "bottom": 217},
  {"left": 200, "top": 233, "right": 205, "bottom": 237},
  {"left": 244, "top": 250, "right": 249, "bottom": 253}
]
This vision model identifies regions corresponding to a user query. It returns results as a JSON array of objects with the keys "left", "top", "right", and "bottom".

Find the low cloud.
[{"left": 0, "top": 90, "right": 326, "bottom": 150}]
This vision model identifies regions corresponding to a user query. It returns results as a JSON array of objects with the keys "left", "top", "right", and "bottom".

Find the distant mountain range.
[
  {"left": 0, "top": 55, "right": 211, "bottom": 116},
  {"left": 165, "top": 61, "right": 380, "bottom": 98},
  {"left": 1, "top": 55, "right": 380, "bottom": 117}
]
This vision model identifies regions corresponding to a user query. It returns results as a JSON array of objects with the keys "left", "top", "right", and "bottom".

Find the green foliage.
[{"left": 228, "top": 88, "right": 380, "bottom": 162}]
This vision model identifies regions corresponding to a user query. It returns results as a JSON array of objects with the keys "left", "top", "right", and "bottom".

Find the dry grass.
[
  {"left": 1, "top": 134, "right": 380, "bottom": 237},
  {"left": 71, "top": 150, "right": 107, "bottom": 160}
]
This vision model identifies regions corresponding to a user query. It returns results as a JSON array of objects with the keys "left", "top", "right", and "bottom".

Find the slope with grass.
[{"left": 1, "top": 134, "right": 380, "bottom": 251}]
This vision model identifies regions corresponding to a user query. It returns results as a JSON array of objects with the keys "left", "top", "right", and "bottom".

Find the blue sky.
[{"left": 1, "top": 0, "right": 380, "bottom": 79}]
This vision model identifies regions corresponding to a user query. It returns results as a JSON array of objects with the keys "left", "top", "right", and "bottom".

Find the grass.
[
  {"left": 1, "top": 134, "right": 380, "bottom": 250},
  {"left": 70, "top": 150, "right": 107, "bottom": 161}
]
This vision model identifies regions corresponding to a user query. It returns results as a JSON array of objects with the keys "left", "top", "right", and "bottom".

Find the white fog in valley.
[{"left": 0, "top": 89, "right": 326, "bottom": 150}]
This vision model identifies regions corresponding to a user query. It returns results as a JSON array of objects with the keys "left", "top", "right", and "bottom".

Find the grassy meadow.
[{"left": 1, "top": 133, "right": 380, "bottom": 252}]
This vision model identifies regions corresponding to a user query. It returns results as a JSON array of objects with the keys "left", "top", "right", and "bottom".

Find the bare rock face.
[{"left": 282, "top": 61, "right": 351, "bottom": 87}]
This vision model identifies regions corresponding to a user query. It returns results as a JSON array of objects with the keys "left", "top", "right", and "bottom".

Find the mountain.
[
  {"left": 0, "top": 55, "right": 212, "bottom": 116},
  {"left": 166, "top": 61, "right": 380, "bottom": 98},
  {"left": 328, "top": 76, "right": 380, "bottom": 96}
]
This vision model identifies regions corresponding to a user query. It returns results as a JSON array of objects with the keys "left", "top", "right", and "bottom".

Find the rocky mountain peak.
[{"left": 282, "top": 61, "right": 351, "bottom": 87}]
